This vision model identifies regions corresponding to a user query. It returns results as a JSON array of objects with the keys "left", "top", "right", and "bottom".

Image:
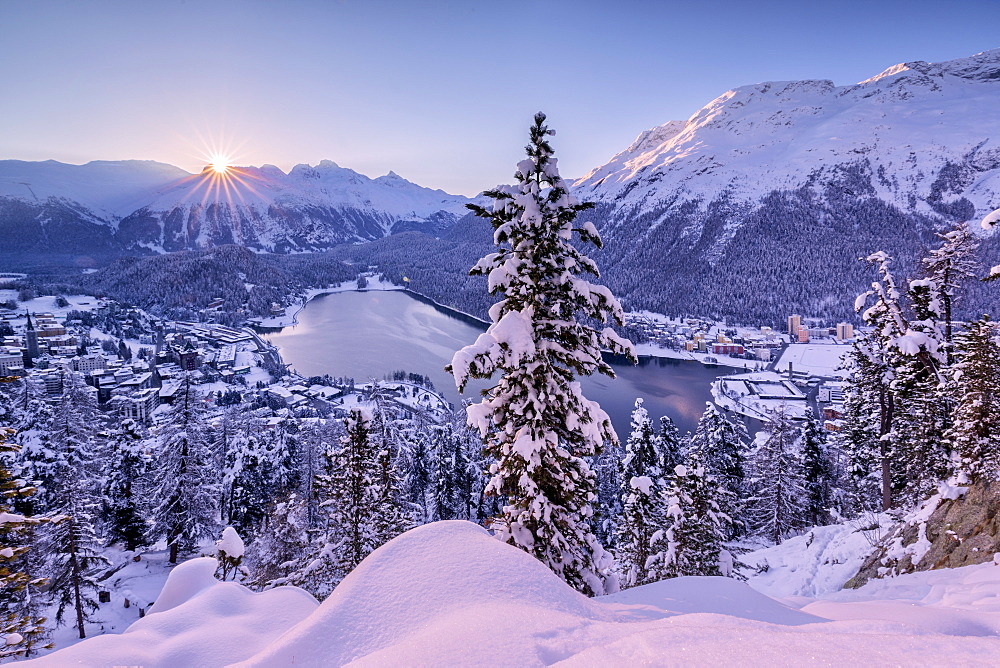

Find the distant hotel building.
[
  {"left": 787, "top": 314, "right": 802, "bottom": 338},
  {"left": 836, "top": 322, "right": 854, "bottom": 340}
]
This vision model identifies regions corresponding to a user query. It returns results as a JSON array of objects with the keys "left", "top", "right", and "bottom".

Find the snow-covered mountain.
[
  {"left": 573, "top": 49, "right": 1000, "bottom": 323},
  {"left": 0, "top": 159, "right": 472, "bottom": 254}
]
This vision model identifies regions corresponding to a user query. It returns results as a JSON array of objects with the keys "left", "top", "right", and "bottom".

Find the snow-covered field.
[
  {"left": 774, "top": 343, "right": 851, "bottom": 378},
  {"left": 24, "top": 521, "right": 1000, "bottom": 666}
]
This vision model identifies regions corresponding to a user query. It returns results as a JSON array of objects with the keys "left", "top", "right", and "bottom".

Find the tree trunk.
[
  {"left": 70, "top": 539, "right": 86, "bottom": 639},
  {"left": 879, "top": 389, "right": 894, "bottom": 511}
]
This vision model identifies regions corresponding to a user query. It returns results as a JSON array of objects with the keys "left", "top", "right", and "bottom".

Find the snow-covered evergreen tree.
[
  {"left": 615, "top": 399, "right": 673, "bottom": 587},
  {"left": 369, "top": 437, "right": 413, "bottom": 549},
  {"left": 448, "top": 113, "right": 635, "bottom": 597},
  {"left": 8, "top": 379, "right": 58, "bottom": 516},
  {"left": 292, "top": 409, "right": 410, "bottom": 599},
  {"left": 40, "top": 375, "right": 109, "bottom": 639},
  {"left": 100, "top": 419, "right": 149, "bottom": 551},
  {"left": 403, "top": 426, "right": 433, "bottom": 520},
  {"left": 649, "top": 449, "right": 730, "bottom": 579},
  {"left": 891, "top": 277, "right": 951, "bottom": 503},
  {"left": 245, "top": 493, "right": 310, "bottom": 591},
  {"left": 0, "top": 427, "right": 51, "bottom": 658},
  {"left": 922, "top": 221, "right": 980, "bottom": 356},
  {"left": 687, "top": 402, "right": 747, "bottom": 537},
  {"left": 945, "top": 316, "right": 1000, "bottom": 481},
  {"left": 147, "top": 375, "right": 219, "bottom": 563},
  {"left": 855, "top": 251, "right": 948, "bottom": 508},
  {"left": 658, "top": 415, "right": 684, "bottom": 476},
  {"left": 591, "top": 439, "right": 622, "bottom": 549},
  {"left": 40, "top": 504, "right": 108, "bottom": 639},
  {"left": 836, "top": 340, "right": 885, "bottom": 514},
  {"left": 799, "top": 408, "right": 835, "bottom": 527},
  {"left": 747, "top": 405, "right": 807, "bottom": 544},
  {"left": 221, "top": 417, "right": 269, "bottom": 540}
]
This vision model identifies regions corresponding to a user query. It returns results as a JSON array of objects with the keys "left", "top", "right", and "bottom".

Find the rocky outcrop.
[{"left": 846, "top": 479, "right": 1000, "bottom": 589}]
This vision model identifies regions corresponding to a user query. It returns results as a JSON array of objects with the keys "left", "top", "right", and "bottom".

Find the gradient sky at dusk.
[{"left": 1, "top": 0, "right": 997, "bottom": 195}]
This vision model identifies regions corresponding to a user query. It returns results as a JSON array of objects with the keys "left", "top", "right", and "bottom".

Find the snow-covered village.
[{"left": 4, "top": 2, "right": 1000, "bottom": 666}]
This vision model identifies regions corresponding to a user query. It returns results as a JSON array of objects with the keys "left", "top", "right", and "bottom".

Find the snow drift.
[
  {"left": 25, "top": 520, "right": 1000, "bottom": 666},
  {"left": 24, "top": 557, "right": 318, "bottom": 667}
]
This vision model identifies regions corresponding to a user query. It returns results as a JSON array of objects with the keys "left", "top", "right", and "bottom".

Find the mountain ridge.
[
  {"left": 564, "top": 48, "right": 1000, "bottom": 322},
  {"left": 0, "top": 158, "right": 473, "bottom": 254}
]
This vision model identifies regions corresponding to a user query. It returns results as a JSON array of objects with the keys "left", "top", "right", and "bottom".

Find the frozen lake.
[{"left": 260, "top": 290, "right": 735, "bottom": 439}]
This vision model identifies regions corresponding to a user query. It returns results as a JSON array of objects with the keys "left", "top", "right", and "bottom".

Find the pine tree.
[
  {"left": 650, "top": 448, "right": 730, "bottom": 579},
  {"left": 245, "top": 493, "right": 311, "bottom": 591},
  {"left": 658, "top": 415, "right": 684, "bottom": 475},
  {"left": 40, "top": 374, "right": 109, "bottom": 639},
  {"left": 890, "top": 277, "right": 950, "bottom": 503},
  {"left": 0, "top": 427, "right": 51, "bottom": 659},
  {"left": 101, "top": 419, "right": 149, "bottom": 551},
  {"left": 221, "top": 418, "right": 269, "bottom": 541},
  {"left": 448, "top": 113, "right": 636, "bottom": 596},
  {"left": 147, "top": 375, "right": 219, "bottom": 563},
  {"left": 293, "top": 409, "right": 410, "bottom": 599},
  {"left": 747, "top": 405, "right": 808, "bottom": 544},
  {"left": 591, "top": 439, "right": 622, "bottom": 549},
  {"left": 837, "top": 340, "right": 886, "bottom": 514},
  {"left": 615, "top": 399, "right": 672, "bottom": 587},
  {"left": 687, "top": 402, "right": 748, "bottom": 537},
  {"left": 800, "top": 408, "right": 835, "bottom": 527},
  {"left": 369, "top": 438, "right": 413, "bottom": 548},
  {"left": 855, "top": 252, "right": 911, "bottom": 510},
  {"left": 403, "top": 427, "right": 433, "bottom": 521},
  {"left": 7, "top": 379, "right": 57, "bottom": 517},
  {"left": 922, "top": 221, "right": 980, "bottom": 357},
  {"left": 945, "top": 317, "right": 1000, "bottom": 481}
]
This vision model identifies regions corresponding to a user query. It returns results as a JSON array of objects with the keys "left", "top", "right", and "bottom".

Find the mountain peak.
[{"left": 860, "top": 48, "right": 1000, "bottom": 85}]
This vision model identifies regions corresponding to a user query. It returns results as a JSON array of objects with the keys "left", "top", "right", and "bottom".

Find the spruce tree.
[
  {"left": 40, "top": 374, "right": 109, "bottom": 639},
  {"left": 245, "top": 493, "right": 311, "bottom": 591},
  {"left": 800, "top": 408, "right": 835, "bottom": 527},
  {"left": 837, "top": 340, "right": 885, "bottom": 514},
  {"left": 449, "top": 113, "right": 636, "bottom": 597},
  {"left": 650, "top": 449, "right": 730, "bottom": 579},
  {"left": 293, "top": 409, "right": 410, "bottom": 599},
  {"left": 101, "top": 419, "right": 149, "bottom": 551},
  {"left": 890, "top": 277, "right": 951, "bottom": 503},
  {"left": 147, "top": 375, "right": 219, "bottom": 563},
  {"left": 0, "top": 427, "right": 51, "bottom": 659},
  {"left": 747, "top": 406, "right": 808, "bottom": 544},
  {"left": 855, "top": 251, "right": 948, "bottom": 509},
  {"left": 591, "top": 439, "right": 622, "bottom": 549},
  {"left": 658, "top": 415, "right": 684, "bottom": 475},
  {"left": 922, "top": 221, "right": 980, "bottom": 357},
  {"left": 615, "top": 399, "right": 672, "bottom": 587},
  {"left": 945, "top": 317, "right": 1000, "bottom": 481},
  {"left": 687, "top": 402, "right": 748, "bottom": 537}
]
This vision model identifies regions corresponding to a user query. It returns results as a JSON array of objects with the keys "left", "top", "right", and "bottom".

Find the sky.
[{"left": 1, "top": 0, "right": 998, "bottom": 196}]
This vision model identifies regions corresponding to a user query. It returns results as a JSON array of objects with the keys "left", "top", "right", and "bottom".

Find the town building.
[
  {"left": 836, "top": 322, "right": 854, "bottom": 340},
  {"left": 787, "top": 314, "right": 802, "bottom": 338}
]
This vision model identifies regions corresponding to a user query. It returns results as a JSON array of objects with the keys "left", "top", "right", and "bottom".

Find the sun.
[{"left": 208, "top": 154, "right": 232, "bottom": 175}]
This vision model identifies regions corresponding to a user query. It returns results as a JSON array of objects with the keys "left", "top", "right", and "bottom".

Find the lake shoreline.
[{"left": 256, "top": 289, "right": 732, "bottom": 436}]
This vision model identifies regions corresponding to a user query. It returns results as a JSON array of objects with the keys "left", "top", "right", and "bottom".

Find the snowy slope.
[
  {"left": 0, "top": 160, "right": 189, "bottom": 219},
  {"left": 560, "top": 49, "right": 1000, "bottom": 323},
  {"left": 26, "top": 521, "right": 1000, "bottom": 666},
  {"left": 576, "top": 49, "right": 1000, "bottom": 220},
  {"left": 0, "top": 159, "right": 472, "bottom": 253}
]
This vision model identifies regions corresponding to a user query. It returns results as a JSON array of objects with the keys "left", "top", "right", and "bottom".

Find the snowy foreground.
[{"left": 24, "top": 521, "right": 1000, "bottom": 666}]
